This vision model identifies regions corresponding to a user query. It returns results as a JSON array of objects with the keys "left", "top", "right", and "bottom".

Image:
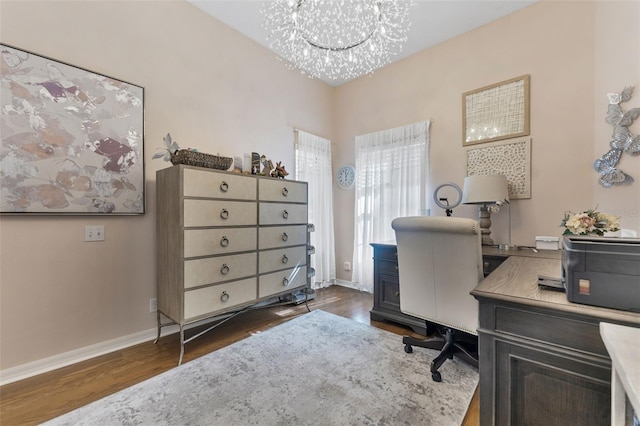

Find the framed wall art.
[
  {"left": 0, "top": 44, "right": 145, "bottom": 214},
  {"left": 466, "top": 138, "right": 531, "bottom": 199},
  {"left": 463, "top": 75, "right": 530, "bottom": 146}
]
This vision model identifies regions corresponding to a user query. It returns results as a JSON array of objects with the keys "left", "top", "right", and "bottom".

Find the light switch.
[{"left": 84, "top": 225, "right": 105, "bottom": 242}]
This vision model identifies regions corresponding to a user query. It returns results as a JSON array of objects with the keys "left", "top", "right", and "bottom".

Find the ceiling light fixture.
[{"left": 261, "top": 0, "right": 413, "bottom": 81}]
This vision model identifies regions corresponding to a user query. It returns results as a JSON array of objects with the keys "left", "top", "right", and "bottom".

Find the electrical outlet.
[
  {"left": 84, "top": 225, "right": 105, "bottom": 242},
  {"left": 344, "top": 261, "right": 352, "bottom": 271},
  {"left": 149, "top": 298, "right": 157, "bottom": 313}
]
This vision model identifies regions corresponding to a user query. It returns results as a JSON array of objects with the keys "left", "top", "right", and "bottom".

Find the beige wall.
[
  {"left": 332, "top": 0, "right": 640, "bottom": 282},
  {"left": 1, "top": 0, "right": 639, "bottom": 374},
  {"left": 0, "top": 1, "right": 334, "bottom": 371}
]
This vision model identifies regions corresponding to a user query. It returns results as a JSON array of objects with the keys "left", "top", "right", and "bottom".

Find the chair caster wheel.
[
  {"left": 404, "top": 344, "right": 413, "bottom": 354},
  {"left": 431, "top": 371, "right": 442, "bottom": 382}
]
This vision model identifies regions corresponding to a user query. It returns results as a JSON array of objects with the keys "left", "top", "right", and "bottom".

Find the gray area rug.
[{"left": 45, "top": 310, "right": 478, "bottom": 425}]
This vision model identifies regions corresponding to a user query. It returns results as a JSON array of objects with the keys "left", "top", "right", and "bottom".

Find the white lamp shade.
[{"left": 462, "top": 174, "right": 509, "bottom": 204}]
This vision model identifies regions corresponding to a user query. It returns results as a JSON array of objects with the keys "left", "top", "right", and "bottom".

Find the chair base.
[{"left": 403, "top": 327, "right": 478, "bottom": 382}]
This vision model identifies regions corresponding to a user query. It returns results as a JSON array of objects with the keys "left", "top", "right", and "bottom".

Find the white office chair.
[{"left": 391, "top": 216, "right": 483, "bottom": 382}]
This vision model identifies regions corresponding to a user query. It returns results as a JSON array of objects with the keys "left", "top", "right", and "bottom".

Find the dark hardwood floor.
[{"left": 0, "top": 285, "right": 478, "bottom": 425}]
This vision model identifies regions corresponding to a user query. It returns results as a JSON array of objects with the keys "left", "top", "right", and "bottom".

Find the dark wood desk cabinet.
[
  {"left": 369, "top": 243, "right": 508, "bottom": 335},
  {"left": 371, "top": 243, "right": 640, "bottom": 425},
  {"left": 369, "top": 243, "right": 427, "bottom": 335},
  {"left": 472, "top": 256, "right": 640, "bottom": 426}
]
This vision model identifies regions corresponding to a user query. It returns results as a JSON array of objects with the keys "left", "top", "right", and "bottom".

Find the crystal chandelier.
[{"left": 261, "top": 0, "right": 413, "bottom": 81}]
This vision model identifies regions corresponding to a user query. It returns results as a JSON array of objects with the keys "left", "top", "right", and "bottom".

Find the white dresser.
[{"left": 156, "top": 165, "right": 309, "bottom": 363}]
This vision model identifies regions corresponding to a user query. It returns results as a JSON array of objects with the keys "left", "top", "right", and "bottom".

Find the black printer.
[{"left": 562, "top": 235, "right": 640, "bottom": 312}]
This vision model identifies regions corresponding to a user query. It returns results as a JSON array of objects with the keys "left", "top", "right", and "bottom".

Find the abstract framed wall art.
[
  {"left": 463, "top": 75, "right": 530, "bottom": 146},
  {"left": 0, "top": 44, "right": 145, "bottom": 214},
  {"left": 466, "top": 138, "right": 531, "bottom": 199}
]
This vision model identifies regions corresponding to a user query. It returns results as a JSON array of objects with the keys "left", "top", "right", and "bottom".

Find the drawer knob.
[
  {"left": 282, "top": 187, "right": 288, "bottom": 196},
  {"left": 282, "top": 232, "right": 288, "bottom": 241},
  {"left": 220, "top": 208, "right": 229, "bottom": 219},
  {"left": 282, "top": 254, "right": 289, "bottom": 264},
  {"left": 220, "top": 181, "right": 229, "bottom": 192},
  {"left": 221, "top": 264, "right": 230, "bottom": 274},
  {"left": 282, "top": 210, "right": 289, "bottom": 219},
  {"left": 220, "top": 236, "right": 229, "bottom": 247},
  {"left": 282, "top": 277, "right": 289, "bottom": 286},
  {"left": 220, "top": 291, "right": 230, "bottom": 303}
]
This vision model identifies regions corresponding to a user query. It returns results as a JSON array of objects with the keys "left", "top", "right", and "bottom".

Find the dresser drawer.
[
  {"left": 259, "top": 203, "right": 307, "bottom": 225},
  {"left": 259, "top": 246, "right": 307, "bottom": 274},
  {"left": 184, "top": 252, "right": 257, "bottom": 288},
  {"left": 258, "top": 225, "right": 307, "bottom": 249},
  {"left": 184, "top": 228, "right": 257, "bottom": 258},
  {"left": 259, "top": 266, "right": 307, "bottom": 298},
  {"left": 184, "top": 278, "right": 257, "bottom": 320},
  {"left": 183, "top": 168, "right": 256, "bottom": 200},
  {"left": 259, "top": 179, "right": 307, "bottom": 203},
  {"left": 184, "top": 199, "right": 256, "bottom": 227}
]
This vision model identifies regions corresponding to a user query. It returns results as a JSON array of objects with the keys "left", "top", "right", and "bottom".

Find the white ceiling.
[{"left": 188, "top": 0, "right": 538, "bottom": 86}]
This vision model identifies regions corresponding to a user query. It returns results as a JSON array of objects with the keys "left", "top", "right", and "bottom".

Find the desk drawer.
[
  {"left": 376, "top": 259, "right": 398, "bottom": 276},
  {"left": 492, "top": 305, "right": 608, "bottom": 356},
  {"left": 483, "top": 255, "right": 507, "bottom": 276},
  {"left": 373, "top": 246, "right": 398, "bottom": 261}
]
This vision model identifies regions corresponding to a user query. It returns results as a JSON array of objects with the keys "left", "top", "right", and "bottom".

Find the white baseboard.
[
  {"left": 335, "top": 279, "right": 372, "bottom": 293},
  {"left": 0, "top": 286, "right": 369, "bottom": 386},
  {"left": 0, "top": 324, "right": 179, "bottom": 386}
]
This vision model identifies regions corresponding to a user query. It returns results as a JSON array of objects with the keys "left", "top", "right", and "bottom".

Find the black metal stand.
[
  {"left": 403, "top": 325, "right": 478, "bottom": 382},
  {"left": 155, "top": 289, "right": 312, "bottom": 365}
]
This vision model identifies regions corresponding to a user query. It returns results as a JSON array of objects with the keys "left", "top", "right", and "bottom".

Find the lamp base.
[
  {"left": 476, "top": 205, "right": 494, "bottom": 246},
  {"left": 499, "top": 244, "right": 520, "bottom": 251}
]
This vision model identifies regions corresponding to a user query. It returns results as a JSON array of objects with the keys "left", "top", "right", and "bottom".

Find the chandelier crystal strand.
[{"left": 261, "top": 0, "right": 413, "bottom": 81}]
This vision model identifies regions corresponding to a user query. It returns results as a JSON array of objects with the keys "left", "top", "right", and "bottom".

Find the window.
[
  {"left": 351, "top": 121, "right": 431, "bottom": 292},
  {"left": 295, "top": 130, "right": 336, "bottom": 288}
]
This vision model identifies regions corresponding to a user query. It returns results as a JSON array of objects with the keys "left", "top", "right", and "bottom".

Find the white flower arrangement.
[{"left": 560, "top": 208, "right": 620, "bottom": 236}]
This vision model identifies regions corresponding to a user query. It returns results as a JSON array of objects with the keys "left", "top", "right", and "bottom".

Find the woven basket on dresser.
[{"left": 170, "top": 150, "right": 232, "bottom": 170}]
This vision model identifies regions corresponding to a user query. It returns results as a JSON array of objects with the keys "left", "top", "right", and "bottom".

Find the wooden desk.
[
  {"left": 472, "top": 256, "right": 640, "bottom": 426},
  {"left": 370, "top": 242, "right": 640, "bottom": 424},
  {"left": 369, "top": 243, "right": 560, "bottom": 334}
]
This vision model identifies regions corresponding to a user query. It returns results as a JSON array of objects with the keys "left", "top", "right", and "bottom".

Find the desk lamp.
[{"left": 462, "top": 174, "right": 509, "bottom": 246}]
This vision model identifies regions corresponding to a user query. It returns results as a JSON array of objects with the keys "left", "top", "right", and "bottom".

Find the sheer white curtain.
[
  {"left": 295, "top": 130, "right": 336, "bottom": 289},
  {"left": 351, "top": 120, "right": 431, "bottom": 293}
]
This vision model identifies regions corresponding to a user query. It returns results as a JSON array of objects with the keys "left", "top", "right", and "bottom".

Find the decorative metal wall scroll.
[
  {"left": 463, "top": 75, "right": 530, "bottom": 146},
  {"left": 0, "top": 44, "right": 145, "bottom": 214},
  {"left": 594, "top": 86, "right": 639, "bottom": 187}
]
